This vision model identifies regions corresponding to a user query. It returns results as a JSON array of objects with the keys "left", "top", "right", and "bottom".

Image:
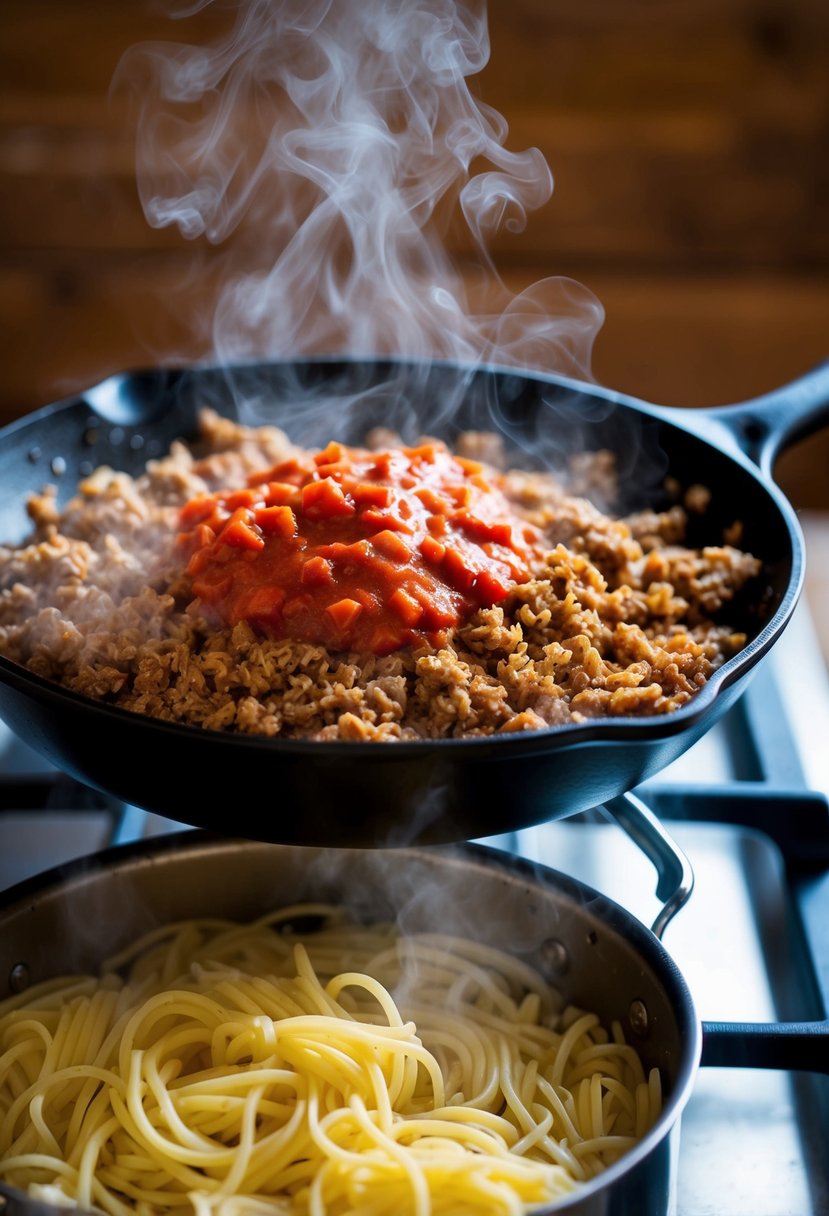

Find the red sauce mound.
[{"left": 177, "top": 440, "right": 542, "bottom": 654}]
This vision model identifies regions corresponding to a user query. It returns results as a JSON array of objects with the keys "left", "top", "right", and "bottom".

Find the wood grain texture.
[{"left": 1, "top": 0, "right": 827, "bottom": 511}]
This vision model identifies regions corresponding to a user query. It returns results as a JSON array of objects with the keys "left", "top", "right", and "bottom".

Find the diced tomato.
[
  {"left": 473, "top": 569, "right": 511, "bottom": 604},
  {"left": 173, "top": 522, "right": 206, "bottom": 553},
  {"left": 194, "top": 522, "right": 216, "bottom": 546},
  {"left": 223, "top": 487, "right": 260, "bottom": 510},
  {"left": 314, "top": 461, "right": 350, "bottom": 480},
  {"left": 300, "top": 556, "right": 334, "bottom": 586},
  {"left": 265, "top": 481, "right": 302, "bottom": 507},
  {"left": 217, "top": 509, "right": 265, "bottom": 551},
  {"left": 360, "top": 508, "right": 412, "bottom": 534},
  {"left": 185, "top": 547, "right": 211, "bottom": 577},
  {"left": 389, "top": 587, "right": 423, "bottom": 627},
  {"left": 407, "top": 443, "right": 438, "bottom": 463},
  {"left": 413, "top": 487, "right": 447, "bottom": 513},
  {"left": 454, "top": 511, "right": 513, "bottom": 546},
  {"left": 180, "top": 495, "right": 217, "bottom": 526},
  {"left": 442, "top": 546, "right": 475, "bottom": 593},
  {"left": 359, "top": 507, "right": 387, "bottom": 533},
  {"left": 301, "top": 477, "right": 355, "bottom": 518},
  {"left": 488, "top": 522, "right": 513, "bottom": 546},
  {"left": 420, "top": 599, "right": 457, "bottom": 629},
  {"left": 314, "top": 440, "right": 346, "bottom": 466},
  {"left": 344, "top": 539, "right": 372, "bottom": 561},
  {"left": 326, "top": 597, "right": 363, "bottom": 633},
  {"left": 372, "top": 530, "right": 412, "bottom": 563},
  {"left": 351, "top": 482, "right": 392, "bottom": 508},
  {"left": 255, "top": 505, "right": 297, "bottom": 537},
  {"left": 419, "top": 535, "right": 445, "bottom": 565},
  {"left": 384, "top": 513, "right": 413, "bottom": 533},
  {"left": 317, "top": 541, "right": 350, "bottom": 562},
  {"left": 258, "top": 457, "right": 306, "bottom": 484}
]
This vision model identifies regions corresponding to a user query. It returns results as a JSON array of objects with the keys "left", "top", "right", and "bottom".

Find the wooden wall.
[{"left": 2, "top": 0, "right": 828, "bottom": 506}]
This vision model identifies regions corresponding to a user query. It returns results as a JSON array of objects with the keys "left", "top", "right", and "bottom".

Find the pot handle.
[
  {"left": 701, "top": 1019, "right": 829, "bottom": 1074},
  {"left": 601, "top": 802, "right": 829, "bottom": 1074},
  {"left": 698, "top": 359, "right": 829, "bottom": 480},
  {"left": 601, "top": 791, "right": 694, "bottom": 940}
]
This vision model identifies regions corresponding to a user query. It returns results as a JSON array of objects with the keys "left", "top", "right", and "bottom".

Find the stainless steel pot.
[
  {"left": 0, "top": 812, "right": 826, "bottom": 1215},
  {"left": 0, "top": 815, "right": 710, "bottom": 1216}
]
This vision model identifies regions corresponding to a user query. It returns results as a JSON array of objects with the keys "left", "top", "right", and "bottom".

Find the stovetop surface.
[{"left": 1, "top": 601, "right": 828, "bottom": 1215}]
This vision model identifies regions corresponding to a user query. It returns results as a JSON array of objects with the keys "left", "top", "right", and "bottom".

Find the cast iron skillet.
[{"left": 0, "top": 356, "right": 827, "bottom": 845}]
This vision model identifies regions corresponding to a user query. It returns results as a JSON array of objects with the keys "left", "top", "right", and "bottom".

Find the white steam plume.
[{"left": 115, "top": 0, "right": 603, "bottom": 379}]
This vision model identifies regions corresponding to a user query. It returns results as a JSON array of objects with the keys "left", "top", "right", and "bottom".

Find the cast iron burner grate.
[{"left": 0, "top": 605, "right": 827, "bottom": 1215}]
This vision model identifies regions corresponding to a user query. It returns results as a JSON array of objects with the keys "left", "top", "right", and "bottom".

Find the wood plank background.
[{"left": 1, "top": 0, "right": 828, "bottom": 510}]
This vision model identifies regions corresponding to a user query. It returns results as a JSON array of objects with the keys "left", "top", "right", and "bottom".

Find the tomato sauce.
[{"left": 177, "top": 440, "right": 542, "bottom": 655}]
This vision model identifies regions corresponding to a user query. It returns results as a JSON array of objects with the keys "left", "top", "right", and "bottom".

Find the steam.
[{"left": 115, "top": 0, "right": 603, "bottom": 380}]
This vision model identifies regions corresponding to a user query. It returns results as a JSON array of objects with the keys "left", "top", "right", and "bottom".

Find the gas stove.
[{"left": 0, "top": 600, "right": 827, "bottom": 1216}]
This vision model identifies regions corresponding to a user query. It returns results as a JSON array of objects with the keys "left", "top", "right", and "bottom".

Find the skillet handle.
[
  {"left": 600, "top": 791, "right": 694, "bottom": 941},
  {"left": 701, "top": 1019, "right": 829, "bottom": 1074},
  {"left": 702, "top": 359, "right": 829, "bottom": 480}
]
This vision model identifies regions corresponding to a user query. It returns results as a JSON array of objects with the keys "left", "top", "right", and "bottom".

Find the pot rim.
[{"left": 0, "top": 831, "right": 703, "bottom": 1215}]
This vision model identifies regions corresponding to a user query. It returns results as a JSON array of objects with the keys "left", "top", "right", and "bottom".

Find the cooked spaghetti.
[{"left": 0, "top": 906, "right": 662, "bottom": 1215}]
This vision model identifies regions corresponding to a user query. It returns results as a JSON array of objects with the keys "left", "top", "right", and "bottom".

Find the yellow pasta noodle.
[{"left": 0, "top": 906, "right": 662, "bottom": 1215}]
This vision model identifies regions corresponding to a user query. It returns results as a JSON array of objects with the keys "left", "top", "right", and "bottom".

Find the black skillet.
[{"left": 0, "top": 356, "right": 827, "bottom": 845}]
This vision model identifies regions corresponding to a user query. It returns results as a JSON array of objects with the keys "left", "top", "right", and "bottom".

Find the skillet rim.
[{"left": 0, "top": 355, "right": 805, "bottom": 759}]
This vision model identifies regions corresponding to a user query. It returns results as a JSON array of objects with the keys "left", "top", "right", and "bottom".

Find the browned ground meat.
[{"left": 0, "top": 410, "right": 762, "bottom": 741}]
